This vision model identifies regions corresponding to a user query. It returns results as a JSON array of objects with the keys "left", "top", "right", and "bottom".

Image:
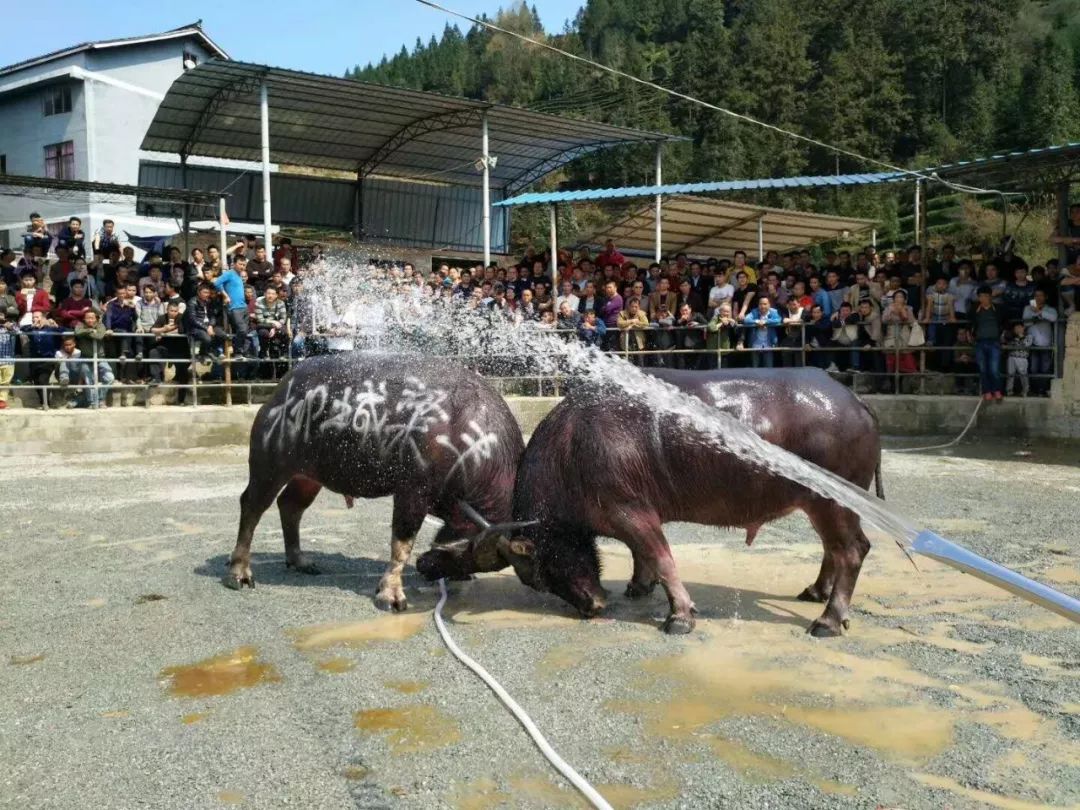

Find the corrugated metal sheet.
[
  {"left": 140, "top": 60, "right": 681, "bottom": 192},
  {"left": 137, "top": 162, "right": 507, "bottom": 253},
  {"left": 496, "top": 172, "right": 905, "bottom": 207},
  {"left": 581, "top": 195, "right": 875, "bottom": 258}
]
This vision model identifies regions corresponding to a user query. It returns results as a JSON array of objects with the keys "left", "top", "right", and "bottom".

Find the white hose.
[
  {"left": 433, "top": 578, "right": 614, "bottom": 810},
  {"left": 889, "top": 397, "right": 983, "bottom": 453}
]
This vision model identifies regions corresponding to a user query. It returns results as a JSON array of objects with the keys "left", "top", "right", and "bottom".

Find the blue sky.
[{"left": 4, "top": 1, "right": 585, "bottom": 77}]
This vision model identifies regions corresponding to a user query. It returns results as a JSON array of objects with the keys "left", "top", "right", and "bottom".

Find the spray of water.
[{"left": 299, "top": 254, "right": 919, "bottom": 552}]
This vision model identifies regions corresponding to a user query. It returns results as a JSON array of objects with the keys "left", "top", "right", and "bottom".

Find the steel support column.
[
  {"left": 259, "top": 81, "right": 273, "bottom": 251},
  {"left": 482, "top": 112, "right": 491, "bottom": 267},
  {"left": 654, "top": 142, "right": 663, "bottom": 262}
]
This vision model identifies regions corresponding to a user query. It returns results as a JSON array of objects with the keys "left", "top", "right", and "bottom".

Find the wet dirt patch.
[
  {"left": 159, "top": 646, "right": 281, "bottom": 698},
  {"left": 354, "top": 705, "right": 462, "bottom": 754}
]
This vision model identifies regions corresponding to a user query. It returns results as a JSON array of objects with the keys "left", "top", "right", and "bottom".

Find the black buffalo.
[
  {"left": 419, "top": 367, "right": 883, "bottom": 637},
  {"left": 226, "top": 353, "right": 525, "bottom": 610}
]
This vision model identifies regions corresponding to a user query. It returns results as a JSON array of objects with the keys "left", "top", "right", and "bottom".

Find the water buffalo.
[
  {"left": 418, "top": 367, "right": 883, "bottom": 637},
  {"left": 225, "top": 353, "right": 526, "bottom": 611}
]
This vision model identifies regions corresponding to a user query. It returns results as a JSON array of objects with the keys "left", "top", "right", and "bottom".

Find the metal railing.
[{"left": 0, "top": 318, "right": 1063, "bottom": 408}]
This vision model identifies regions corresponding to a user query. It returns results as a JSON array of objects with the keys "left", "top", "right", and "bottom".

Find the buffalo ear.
[{"left": 507, "top": 538, "right": 534, "bottom": 557}]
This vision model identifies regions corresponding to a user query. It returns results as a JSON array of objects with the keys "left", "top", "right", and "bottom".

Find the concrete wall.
[{"left": 2, "top": 392, "right": 1077, "bottom": 459}]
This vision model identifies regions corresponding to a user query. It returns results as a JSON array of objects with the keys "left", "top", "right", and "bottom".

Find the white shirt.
[
  {"left": 556, "top": 293, "right": 580, "bottom": 312},
  {"left": 709, "top": 284, "right": 734, "bottom": 307}
]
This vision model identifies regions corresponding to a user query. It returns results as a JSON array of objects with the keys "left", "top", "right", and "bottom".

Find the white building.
[{"left": 0, "top": 22, "right": 229, "bottom": 251}]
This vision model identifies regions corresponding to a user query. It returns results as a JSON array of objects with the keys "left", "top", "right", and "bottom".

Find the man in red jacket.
[
  {"left": 54, "top": 278, "right": 98, "bottom": 329},
  {"left": 15, "top": 270, "right": 51, "bottom": 327}
]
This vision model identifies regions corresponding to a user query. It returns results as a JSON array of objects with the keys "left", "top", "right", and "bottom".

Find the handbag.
[{"left": 907, "top": 321, "right": 926, "bottom": 348}]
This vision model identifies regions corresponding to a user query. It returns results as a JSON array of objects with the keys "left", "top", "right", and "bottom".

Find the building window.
[
  {"left": 0, "top": 155, "right": 6, "bottom": 175},
  {"left": 44, "top": 141, "right": 75, "bottom": 180},
  {"left": 43, "top": 86, "right": 72, "bottom": 116},
  {"left": 183, "top": 51, "right": 199, "bottom": 70}
]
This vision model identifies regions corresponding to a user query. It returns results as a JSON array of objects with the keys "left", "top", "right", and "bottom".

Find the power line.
[{"left": 414, "top": 0, "right": 1004, "bottom": 196}]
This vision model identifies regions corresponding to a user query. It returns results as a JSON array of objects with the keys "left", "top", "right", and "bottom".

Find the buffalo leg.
[
  {"left": 805, "top": 504, "right": 870, "bottom": 638},
  {"left": 607, "top": 513, "right": 696, "bottom": 634},
  {"left": 625, "top": 549, "right": 659, "bottom": 599},
  {"left": 375, "top": 494, "right": 427, "bottom": 612},
  {"left": 225, "top": 478, "right": 285, "bottom": 590},
  {"left": 278, "top": 476, "right": 323, "bottom": 575}
]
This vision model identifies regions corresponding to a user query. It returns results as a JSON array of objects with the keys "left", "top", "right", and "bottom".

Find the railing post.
[
  {"left": 190, "top": 342, "right": 199, "bottom": 408},
  {"left": 224, "top": 335, "right": 233, "bottom": 407},
  {"left": 92, "top": 339, "right": 101, "bottom": 409}
]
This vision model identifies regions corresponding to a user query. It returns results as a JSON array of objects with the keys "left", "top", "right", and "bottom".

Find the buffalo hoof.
[
  {"left": 286, "top": 558, "right": 322, "bottom": 576},
  {"left": 796, "top": 585, "right": 828, "bottom": 603},
  {"left": 662, "top": 614, "right": 696, "bottom": 635},
  {"left": 223, "top": 571, "right": 255, "bottom": 590},
  {"left": 807, "top": 618, "right": 843, "bottom": 638},
  {"left": 374, "top": 585, "right": 408, "bottom": 613},
  {"left": 625, "top": 580, "right": 657, "bottom": 599}
]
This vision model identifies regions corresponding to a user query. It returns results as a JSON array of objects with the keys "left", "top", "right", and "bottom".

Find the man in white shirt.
[
  {"left": 556, "top": 280, "right": 580, "bottom": 314},
  {"left": 708, "top": 271, "right": 734, "bottom": 310}
]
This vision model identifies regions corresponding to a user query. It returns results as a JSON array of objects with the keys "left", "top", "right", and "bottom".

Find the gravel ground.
[{"left": 1, "top": 440, "right": 1078, "bottom": 810}]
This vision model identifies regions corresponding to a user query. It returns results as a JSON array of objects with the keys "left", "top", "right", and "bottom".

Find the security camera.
[{"left": 183, "top": 57, "right": 197, "bottom": 71}]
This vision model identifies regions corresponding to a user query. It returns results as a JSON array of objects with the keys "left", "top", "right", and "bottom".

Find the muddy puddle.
[
  {"left": 591, "top": 541, "right": 1079, "bottom": 805},
  {"left": 159, "top": 646, "right": 280, "bottom": 698},
  {"left": 354, "top": 705, "right": 462, "bottom": 754}
]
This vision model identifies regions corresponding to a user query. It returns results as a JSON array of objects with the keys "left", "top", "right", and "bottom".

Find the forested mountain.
[{"left": 349, "top": 0, "right": 1080, "bottom": 251}]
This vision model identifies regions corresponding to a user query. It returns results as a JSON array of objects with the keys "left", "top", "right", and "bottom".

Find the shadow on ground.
[{"left": 195, "top": 552, "right": 814, "bottom": 632}]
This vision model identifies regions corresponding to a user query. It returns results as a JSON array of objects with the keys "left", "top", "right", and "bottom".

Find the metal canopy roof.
[
  {"left": 498, "top": 142, "right": 1080, "bottom": 207},
  {"left": 496, "top": 173, "right": 904, "bottom": 206},
  {"left": 141, "top": 60, "right": 679, "bottom": 194},
  {"left": 588, "top": 196, "right": 876, "bottom": 257},
  {"left": 0, "top": 173, "right": 227, "bottom": 205}
]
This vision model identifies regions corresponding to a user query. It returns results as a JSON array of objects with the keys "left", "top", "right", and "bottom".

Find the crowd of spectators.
[
  {"left": 401, "top": 229, "right": 1078, "bottom": 400},
  {"left": 1, "top": 212, "right": 318, "bottom": 408},
  {"left": 2, "top": 208, "right": 1078, "bottom": 408}
]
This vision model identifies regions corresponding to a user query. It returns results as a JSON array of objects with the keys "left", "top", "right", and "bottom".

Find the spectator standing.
[
  {"left": 922, "top": 276, "right": 956, "bottom": 372},
  {"left": 1059, "top": 258, "right": 1080, "bottom": 315},
  {"left": 135, "top": 285, "right": 165, "bottom": 365},
  {"left": 148, "top": 302, "right": 190, "bottom": 401},
  {"left": 1003, "top": 322, "right": 1033, "bottom": 397},
  {"left": 595, "top": 239, "right": 626, "bottom": 272},
  {"left": 673, "top": 302, "right": 707, "bottom": 369},
  {"left": 845, "top": 270, "right": 882, "bottom": 311},
  {"left": 743, "top": 295, "right": 782, "bottom": 368},
  {"left": 73, "top": 310, "right": 116, "bottom": 404},
  {"left": 247, "top": 245, "right": 274, "bottom": 293},
  {"left": 830, "top": 301, "right": 860, "bottom": 372},
  {"left": 1002, "top": 266, "right": 1034, "bottom": 324},
  {"left": 708, "top": 270, "right": 734, "bottom": 311},
  {"left": 54, "top": 278, "right": 97, "bottom": 329},
  {"left": 185, "top": 283, "right": 222, "bottom": 363},
  {"left": 856, "top": 299, "right": 883, "bottom": 376},
  {"left": 952, "top": 328, "right": 979, "bottom": 395},
  {"left": 616, "top": 297, "right": 650, "bottom": 364},
  {"left": 49, "top": 245, "right": 75, "bottom": 303},
  {"left": 57, "top": 217, "right": 86, "bottom": 260},
  {"left": 948, "top": 261, "right": 978, "bottom": 317},
  {"left": 881, "top": 290, "right": 919, "bottom": 383},
  {"left": 577, "top": 309, "right": 606, "bottom": 348},
  {"left": 0, "top": 279, "right": 17, "bottom": 321},
  {"left": 1, "top": 250, "right": 18, "bottom": 289},
  {"left": 1022, "top": 290, "right": 1057, "bottom": 397},
  {"left": 22, "top": 310, "right": 62, "bottom": 408},
  {"left": 969, "top": 286, "right": 1005, "bottom": 401},
  {"left": 778, "top": 297, "right": 805, "bottom": 367},
  {"left": 213, "top": 258, "right": 251, "bottom": 360},
  {"left": 677, "top": 279, "right": 705, "bottom": 316},
  {"left": 23, "top": 213, "right": 52, "bottom": 255},
  {"left": 255, "top": 287, "right": 289, "bottom": 368},
  {"left": 556, "top": 301, "right": 580, "bottom": 335},
  {"left": 104, "top": 284, "right": 138, "bottom": 376},
  {"left": 0, "top": 312, "right": 16, "bottom": 409},
  {"left": 706, "top": 302, "right": 739, "bottom": 368},
  {"left": 600, "top": 281, "right": 623, "bottom": 332},
  {"left": 92, "top": 219, "right": 121, "bottom": 256},
  {"left": 15, "top": 270, "right": 51, "bottom": 327},
  {"left": 823, "top": 271, "right": 847, "bottom": 315}
]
